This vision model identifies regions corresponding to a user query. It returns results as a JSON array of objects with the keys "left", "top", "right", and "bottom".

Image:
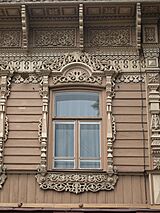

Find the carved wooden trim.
[
  {"left": 147, "top": 71, "right": 160, "bottom": 170},
  {"left": 36, "top": 171, "right": 118, "bottom": 194},
  {"left": 136, "top": 3, "right": 141, "bottom": 50},
  {"left": 79, "top": 3, "right": 84, "bottom": 50},
  {"left": 0, "top": 74, "right": 12, "bottom": 188},
  {"left": 116, "top": 74, "right": 145, "bottom": 83},
  {"left": 21, "top": 5, "right": 28, "bottom": 49}
]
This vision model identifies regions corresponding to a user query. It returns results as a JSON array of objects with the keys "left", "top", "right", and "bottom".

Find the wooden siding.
[
  {"left": 0, "top": 174, "right": 148, "bottom": 206},
  {"left": 113, "top": 82, "right": 148, "bottom": 172},
  {"left": 5, "top": 84, "right": 42, "bottom": 170}
]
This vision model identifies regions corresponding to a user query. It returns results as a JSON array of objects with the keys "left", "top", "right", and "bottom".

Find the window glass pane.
[
  {"left": 80, "top": 160, "right": 100, "bottom": 169},
  {"left": 55, "top": 92, "right": 99, "bottom": 117},
  {"left": 80, "top": 123, "right": 100, "bottom": 158},
  {"left": 54, "top": 123, "right": 74, "bottom": 158},
  {"left": 54, "top": 160, "right": 74, "bottom": 169}
]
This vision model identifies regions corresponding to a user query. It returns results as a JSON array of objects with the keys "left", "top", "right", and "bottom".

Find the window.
[{"left": 50, "top": 90, "right": 105, "bottom": 170}]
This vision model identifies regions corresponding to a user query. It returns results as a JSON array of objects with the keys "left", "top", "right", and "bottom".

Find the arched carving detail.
[{"left": 52, "top": 62, "right": 103, "bottom": 85}]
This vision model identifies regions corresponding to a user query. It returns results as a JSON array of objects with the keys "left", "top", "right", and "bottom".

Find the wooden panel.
[
  {"left": 115, "top": 91, "right": 146, "bottom": 99},
  {"left": 8, "top": 115, "right": 41, "bottom": 123},
  {"left": 9, "top": 123, "right": 38, "bottom": 131},
  {"left": 113, "top": 106, "right": 146, "bottom": 115},
  {"left": 5, "top": 139, "right": 39, "bottom": 147},
  {"left": 0, "top": 174, "right": 149, "bottom": 205},
  {"left": 113, "top": 99, "right": 146, "bottom": 107},
  {"left": 7, "top": 99, "right": 42, "bottom": 107},
  {"left": 7, "top": 106, "right": 42, "bottom": 115},
  {"left": 114, "top": 148, "right": 148, "bottom": 157},
  {"left": 115, "top": 115, "right": 147, "bottom": 123},
  {"left": 4, "top": 147, "right": 40, "bottom": 156},
  {"left": 114, "top": 157, "right": 149, "bottom": 166},
  {"left": 8, "top": 131, "right": 38, "bottom": 139},
  {"left": 9, "top": 91, "right": 40, "bottom": 99},
  {"left": 116, "top": 123, "right": 147, "bottom": 131},
  {"left": 4, "top": 156, "right": 40, "bottom": 164},
  {"left": 115, "top": 82, "right": 145, "bottom": 91},
  {"left": 6, "top": 164, "right": 38, "bottom": 170},
  {"left": 114, "top": 140, "right": 148, "bottom": 148},
  {"left": 116, "top": 132, "right": 148, "bottom": 140},
  {"left": 11, "top": 84, "right": 40, "bottom": 92}
]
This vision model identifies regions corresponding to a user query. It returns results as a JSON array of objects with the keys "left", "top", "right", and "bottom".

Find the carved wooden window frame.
[
  {"left": 48, "top": 87, "right": 107, "bottom": 171},
  {"left": 36, "top": 53, "right": 120, "bottom": 194}
]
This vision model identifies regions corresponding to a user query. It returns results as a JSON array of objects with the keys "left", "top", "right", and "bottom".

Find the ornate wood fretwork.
[
  {"left": 136, "top": 3, "right": 141, "bottom": 50},
  {"left": 79, "top": 3, "right": 84, "bottom": 50},
  {"left": 21, "top": 4, "right": 28, "bottom": 49},
  {"left": 36, "top": 172, "right": 118, "bottom": 194},
  {"left": 147, "top": 72, "right": 160, "bottom": 170},
  {"left": 0, "top": 73, "right": 12, "bottom": 188},
  {"left": 116, "top": 74, "right": 145, "bottom": 83}
]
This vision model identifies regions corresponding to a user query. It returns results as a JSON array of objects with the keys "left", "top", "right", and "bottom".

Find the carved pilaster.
[
  {"left": 136, "top": 3, "right": 141, "bottom": 50},
  {"left": 147, "top": 71, "right": 160, "bottom": 170},
  {"left": 105, "top": 68, "right": 119, "bottom": 175},
  {"left": 38, "top": 74, "right": 50, "bottom": 176},
  {"left": 0, "top": 73, "right": 11, "bottom": 188}
]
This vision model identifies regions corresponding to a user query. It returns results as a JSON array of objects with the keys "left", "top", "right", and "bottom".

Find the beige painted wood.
[
  {"left": 5, "top": 139, "right": 39, "bottom": 147},
  {"left": 9, "top": 123, "right": 38, "bottom": 131},
  {"left": 8, "top": 115, "right": 41, "bottom": 123},
  {"left": 7, "top": 107, "right": 42, "bottom": 115},
  {"left": 7, "top": 99, "right": 42, "bottom": 107},
  {"left": 0, "top": 174, "right": 149, "bottom": 205}
]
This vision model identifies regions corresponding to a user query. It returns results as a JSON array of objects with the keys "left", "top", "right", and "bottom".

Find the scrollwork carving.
[
  {"left": 36, "top": 171, "right": 118, "bottom": 194},
  {"left": 12, "top": 74, "right": 42, "bottom": 84},
  {"left": 116, "top": 74, "right": 145, "bottom": 83}
]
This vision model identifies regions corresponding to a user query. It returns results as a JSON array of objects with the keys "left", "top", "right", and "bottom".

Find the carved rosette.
[
  {"left": 147, "top": 72, "right": 160, "bottom": 170},
  {"left": 36, "top": 171, "right": 118, "bottom": 194}
]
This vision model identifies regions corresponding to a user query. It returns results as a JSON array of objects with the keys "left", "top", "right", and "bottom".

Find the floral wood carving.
[
  {"left": 36, "top": 171, "right": 118, "bottom": 194},
  {"left": 33, "top": 29, "right": 76, "bottom": 47},
  {"left": 12, "top": 74, "right": 42, "bottom": 84},
  {"left": 116, "top": 74, "right": 145, "bottom": 83}
]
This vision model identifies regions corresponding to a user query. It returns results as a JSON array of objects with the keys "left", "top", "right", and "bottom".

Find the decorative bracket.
[
  {"left": 79, "top": 4, "right": 84, "bottom": 51},
  {"left": 136, "top": 3, "right": 141, "bottom": 50},
  {"left": 21, "top": 4, "right": 28, "bottom": 49}
]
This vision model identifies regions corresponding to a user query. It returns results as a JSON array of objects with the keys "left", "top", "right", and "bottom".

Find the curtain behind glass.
[{"left": 55, "top": 92, "right": 99, "bottom": 117}]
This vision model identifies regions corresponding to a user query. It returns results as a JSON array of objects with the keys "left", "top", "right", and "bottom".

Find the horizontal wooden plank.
[
  {"left": 11, "top": 84, "right": 40, "bottom": 92},
  {"left": 116, "top": 132, "right": 148, "bottom": 140},
  {"left": 9, "top": 123, "right": 38, "bottom": 131},
  {"left": 8, "top": 131, "right": 38, "bottom": 139},
  {"left": 113, "top": 99, "right": 146, "bottom": 107},
  {"left": 6, "top": 164, "right": 38, "bottom": 170},
  {"left": 5, "top": 139, "right": 39, "bottom": 147},
  {"left": 113, "top": 106, "right": 146, "bottom": 115},
  {"left": 116, "top": 123, "right": 147, "bottom": 131},
  {"left": 114, "top": 140, "right": 148, "bottom": 148},
  {"left": 4, "top": 147, "right": 40, "bottom": 156},
  {"left": 7, "top": 107, "right": 42, "bottom": 115},
  {"left": 114, "top": 148, "right": 148, "bottom": 157},
  {"left": 114, "top": 115, "right": 147, "bottom": 123},
  {"left": 4, "top": 156, "right": 40, "bottom": 164},
  {"left": 8, "top": 115, "right": 41, "bottom": 123},
  {"left": 116, "top": 165, "right": 149, "bottom": 172},
  {"left": 115, "top": 82, "right": 145, "bottom": 91},
  {"left": 7, "top": 99, "right": 42, "bottom": 107},
  {"left": 115, "top": 91, "right": 146, "bottom": 99},
  {"left": 9, "top": 91, "right": 41, "bottom": 99},
  {"left": 114, "top": 157, "right": 149, "bottom": 166}
]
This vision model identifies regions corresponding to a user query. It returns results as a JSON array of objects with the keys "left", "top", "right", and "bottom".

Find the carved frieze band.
[
  {"left": 147, "top": 72, "right": 160, "bottom": 170},
  {"left": 0, "top": 52, "right": 145, "bottom": 73},
  {"left": 116, "top": 74, "right": 145, "bottom": 83},
  {"left": 87, "top": 27, "right": 131, "bottom": 47}
]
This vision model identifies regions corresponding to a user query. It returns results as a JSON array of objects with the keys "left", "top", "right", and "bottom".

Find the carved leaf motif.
[
  {"left": 148, "top": 73, "right": 159, "bottom": 84},
  {"left": 0, "top": 31, "right": 21, "bottom": 47}
]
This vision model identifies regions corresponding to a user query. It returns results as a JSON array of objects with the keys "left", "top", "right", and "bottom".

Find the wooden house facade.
[{"left": 0, "top": 0, "right": 160, "bottom": 212}]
